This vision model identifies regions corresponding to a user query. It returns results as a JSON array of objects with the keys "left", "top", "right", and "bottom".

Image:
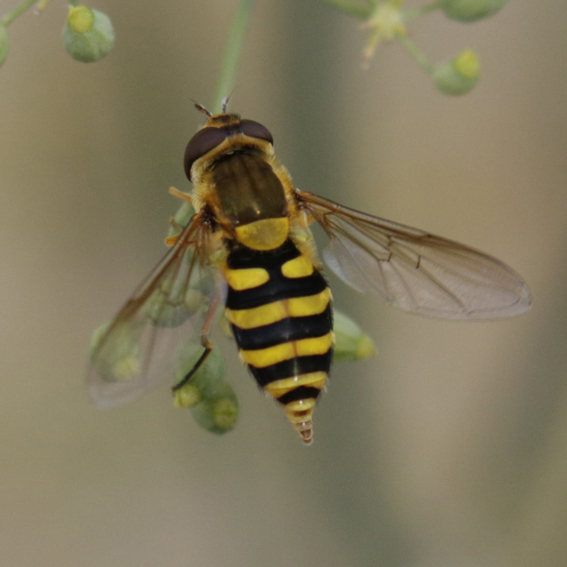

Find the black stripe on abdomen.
[
  {"left": 225, "top": 241, "right": 328, "bottom": 310},
  {"left": 232, "top": 305, "right": 333, "bottom": 350},
  {"left": 226, "top": 272, "right": 327, "bottom": 310},
  {"left": 225, "top": 238, "right": 334, "bottom": 440},
  {"left": 277, "top": 386, "right": 323, "bottom": 405},
  {"left": 226, "top": 239, "right": 299, "bottom": 270},
  {"left": 248, "top": 352, "right": 333, "bottom": 388}
]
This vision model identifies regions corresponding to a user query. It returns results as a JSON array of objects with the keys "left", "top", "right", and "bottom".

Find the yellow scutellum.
[{"left": 361, "top": 0, "right": 407, "bottom": 68}]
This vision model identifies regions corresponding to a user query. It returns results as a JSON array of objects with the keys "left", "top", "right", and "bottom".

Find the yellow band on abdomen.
[
  {"left": 265, "top": 371, "right": 328, "bottom": 398},
  {"left": 240, "top": 342, "right": 295, "bottom": 368},
  {"left": 287, "top": 288, "right": 332, "bottom": 317},
  {"left": 295, "top": 332, "right": 334, "bottom": 356},
  {"left": 224, "top": 267, "right": 270, "bottom": 290},
  {"left": 226, "top": 301, "right": 287, "bottom": 329},
  {"left": 225, "top": 288, "right": 331, "bottom": 330},
  {"left": 239, "top": 333, "right": 334, "bottom": 368},
  {"left": 281, "top": 255, "right": 314, "bottom": 278}
]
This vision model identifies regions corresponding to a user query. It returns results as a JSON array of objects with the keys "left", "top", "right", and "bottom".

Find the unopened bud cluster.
[
  {"left": 333, "top": 310, "right": 377, "bottom": 363},
  {"left": 434, "top": 50, "right": 480, "bottom": 95},
  {"left": 173, "top": 347, "right": 240, "bottom": 435},
  {"left": 360, "top": 0, "right": 507, "bottom": 95},
  {"left": 189, "top": 383, "right": 240, "bottom": 436},
  {"left": 63, "top": 5, "right": 115, "bottom": 63}
]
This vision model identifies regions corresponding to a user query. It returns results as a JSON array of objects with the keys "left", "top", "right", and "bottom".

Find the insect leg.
[
  {"left": 169, "top": 216, "right": 184, "bottom": 232},
  {"left": 171, "top": 284, "right": 224, "bottom": 392},
  {"left": 169, "top": 186, "right": 193, "bottom": 203},
  {"left": 171, "top": 346, "right": 214, "bottom": 392},
  {"left": 165, "top": 217, "right": 185, "bottom": 246},
  {"left": 165, "top": 188, "right": 196, "bottom": 245}
]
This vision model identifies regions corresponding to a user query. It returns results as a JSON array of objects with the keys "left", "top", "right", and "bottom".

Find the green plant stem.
[
  {"left": 173, "top": 1, "right": 256, "bottom": 216},
  {"left": 211, "top": 0, "right": 256, "bottom": 114},
  {"left": 36, "top": 0, "right": 54, "bottom": 11},
  {"left": 396, "top": 32, "right": 434, "bottom": 74},
  {"left": 403, "top": 0, "right": 441, "bottom": 21},
  {"left": 1, "top": 0, "right": 38, "bottom": 26},
  {"left": 312, "top": 0, "right": 373, "bottom": 19}
]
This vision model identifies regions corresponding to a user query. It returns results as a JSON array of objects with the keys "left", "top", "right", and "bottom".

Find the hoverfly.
[{"left": 88, "top": 104, "right": 531, "bottom": 444}]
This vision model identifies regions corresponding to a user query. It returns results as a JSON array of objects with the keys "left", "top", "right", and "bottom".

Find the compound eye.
[
  {"left": 184, "top": 127, "right": 227, "bottom": 181},
  {"left": 240, "top": 119, "right": 274, "bottom": 145}
]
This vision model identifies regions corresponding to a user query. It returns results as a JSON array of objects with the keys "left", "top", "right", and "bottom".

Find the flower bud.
[
  {"left": 0, "top": 24, "right": 9, "bottom": 68},
  {"left": 142, "top": 285, "right": 195, "bottom": 328},
  {"left": 433, "top": 50, "right": 480, "bottom": 95},
  {"left": 173, "top": 347, "right": 225, "bottom": 408},
  {"left": 440, "top": 0, "right": 508, "bottom": 22},
  {"left": 190, "top": 383, "right": 239, "bottom": 434},
  {"left": 333, "top": 309, "right": 377, "bottom": 363},
  {"left": 63, "top": 5, "right": 115, "bottom": 63},
  {"left": 89, "top": 321, "right": 141, "bottom": 382},
  {"left": 361, "top": 1, "right": 407, "bottom": 67}
]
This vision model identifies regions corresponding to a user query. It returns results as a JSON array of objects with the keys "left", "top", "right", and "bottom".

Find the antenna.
[
  {"left": 221, "top": 87, "right": 238, "bottom": 113},
  {"left": 192, "top": 101, "right": 212, "bottom": 117}
]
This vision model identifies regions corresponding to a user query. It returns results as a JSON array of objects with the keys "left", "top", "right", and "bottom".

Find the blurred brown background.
[{"left": 1, "top": 1, "right": 566, "bottom": 566}]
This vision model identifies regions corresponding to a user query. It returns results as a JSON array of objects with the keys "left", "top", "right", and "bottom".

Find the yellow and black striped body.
[
  {"left": 187, "top": 112, "right": 335, "bottom": 442},
  {"left": 223, "top": 239, "right": 333, "bottom": 444}
]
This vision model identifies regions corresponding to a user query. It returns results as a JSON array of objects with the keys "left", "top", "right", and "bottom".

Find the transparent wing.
[
  {"left": 297, "top": 190, "right": 531, "bottom": 319},
  {"left": 87, "top": 214, "right": 225, "bottom": 408}
]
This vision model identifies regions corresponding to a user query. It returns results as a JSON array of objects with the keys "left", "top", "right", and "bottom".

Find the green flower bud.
[
  {"left": 89, "top": 321, "right": 141, "bottom": 382},
  {"left": 141, "top": 269, "right": 218, "bottom": 329},
  {"left": 173, "top": 347, "right": 225, "bottom": 408},
  {"left": 140, "top": 281, "right": 194, "bottom": 328},
  {"left": 433, "top": 50, "right": 480, "bottom": 96},
  {"left": 190, "top": 383, "right": 239, "bottom": 434},
  {"left": 333, "top": 309, "right": 377, "bottom": 363},
  {"left": 68, "top": 4, "right": 95, "bottom": 32},
  {"left": 440, "top": 0, "right": 508, "bottom": 22},
  {"left": 63, "top": 5, "right": 115, "bottom": 63},
  {"left": 0, "top": 24, "right": 9, "bottom": 68}
]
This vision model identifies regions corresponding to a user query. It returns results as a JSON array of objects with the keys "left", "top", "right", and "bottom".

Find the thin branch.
[
  {"left": 396, "top": 32, "right": 434, "bottom": 74},
  {"left": 2, "top": 0, "right": 38, "bottom": 26},
  {"left": 211, "top": 0, "right": 256, "bottom": 114}
]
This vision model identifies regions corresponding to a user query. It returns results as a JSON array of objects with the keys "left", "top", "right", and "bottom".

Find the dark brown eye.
[
  {"left": 240, "top": 120, "right": 274, "bottom": 145},
  {"left": 184, "top": 127, "right": 227, "bottom": 181}
]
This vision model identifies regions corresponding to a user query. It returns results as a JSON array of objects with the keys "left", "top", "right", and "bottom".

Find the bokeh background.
[{"left": 1, "top": 1, "right": 566, "bottom": 566}]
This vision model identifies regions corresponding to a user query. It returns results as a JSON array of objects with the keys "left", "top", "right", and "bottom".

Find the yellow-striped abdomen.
[{"left": 223, "top": 239, "right": 333, "bottom": 443}]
